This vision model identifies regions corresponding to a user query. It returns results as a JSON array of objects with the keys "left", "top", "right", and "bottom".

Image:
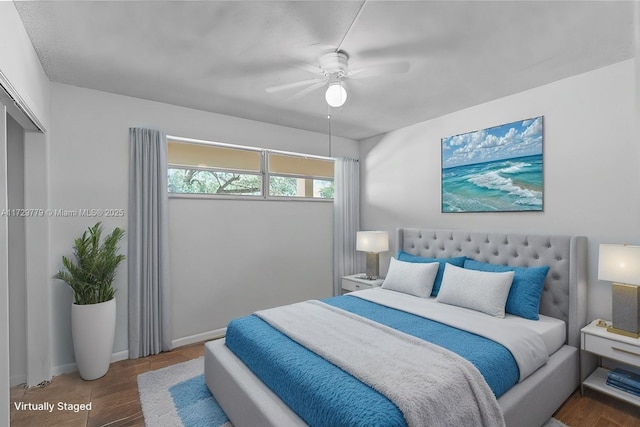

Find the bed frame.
[{"left": 205, "top": 228, "right": 588, "bottom": 427}]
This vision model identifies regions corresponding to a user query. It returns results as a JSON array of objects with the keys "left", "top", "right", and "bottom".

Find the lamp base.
[
  {"left": 606, "top": 325, "right": 640, "bottom": 339},
  {"left": 611, "top": 282, "right": 640, "bottom": 339},
  {"left": 365, "top": 253, "right": 380, "bottom": 280}
]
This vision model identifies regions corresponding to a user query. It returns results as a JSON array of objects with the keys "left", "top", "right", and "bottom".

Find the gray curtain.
[
  {"left": 333, "top": 158, "right": 360, "bottom": 295},
  {"left": 128, "top": 128, "right": 172, "bottom": 358}
]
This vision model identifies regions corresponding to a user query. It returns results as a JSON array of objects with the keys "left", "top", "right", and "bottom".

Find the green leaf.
[{"left": 53, "top": 222, "right": 125, "bottom": 305}]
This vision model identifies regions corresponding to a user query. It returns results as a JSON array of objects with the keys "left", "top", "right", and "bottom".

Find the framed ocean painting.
[{"left": 441, "top": 116, "right": 543, "bottom": 213}]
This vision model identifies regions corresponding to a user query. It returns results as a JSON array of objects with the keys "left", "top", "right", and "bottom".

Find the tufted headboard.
[{"left": 396, "top": 228, "right": 588, "bottom": 347}]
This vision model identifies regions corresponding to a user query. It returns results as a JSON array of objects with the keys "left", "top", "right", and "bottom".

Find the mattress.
[
  {"left": 223, "top": 290, "right": 554, "bottom": 426},
  {"left": 352, "top": 289, "right": 567, "bottom": 356},
  {"left": 505, "top": 311, "right": 566, "bottom": 355}
]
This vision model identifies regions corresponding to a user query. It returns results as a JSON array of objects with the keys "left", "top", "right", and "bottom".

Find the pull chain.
[{"left": 327, "top": 105, "right": 333, "bottom": 158}]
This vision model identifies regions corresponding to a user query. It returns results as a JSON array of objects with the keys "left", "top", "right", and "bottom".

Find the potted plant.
[{"left": 54, "top": 222, "right": 125, "bottom": 380}]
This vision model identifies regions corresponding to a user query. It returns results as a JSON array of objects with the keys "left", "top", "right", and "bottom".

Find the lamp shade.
[
  {"left": 325, "top": 82, "right": 347, "bottom": 108},
  {"left": 356, "top": 231, "right": 389, "bottom": 253},
  {"left": 598, "top": 244, "right": 640, "bottom": 285}
]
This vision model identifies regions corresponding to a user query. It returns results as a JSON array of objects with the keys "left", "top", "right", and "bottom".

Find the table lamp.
[
  {"left": 356, "top": 231, "right": 389, "bottom": 280},
  {"left": 598, "top": 243, "right": 640, "bottom": 338}
]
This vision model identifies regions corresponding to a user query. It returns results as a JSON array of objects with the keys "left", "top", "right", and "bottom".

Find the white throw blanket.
[{"left": 255, "top": 300, "right": 505, "bottom": 427}]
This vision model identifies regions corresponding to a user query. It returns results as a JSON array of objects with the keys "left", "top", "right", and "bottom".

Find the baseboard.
[
  {"left": 10, "top": 373, "right": 27, "bottom": 387},
  {"left": 111, "top": 349, "right": 129, "bottom": 363},
  {"left": 52, "top": 349, "right": 130, "bottom": 377},
  {"left": 172, "top": 327, "right": 226, "bottom": 348},
  {"left": 52, "top": 361, "right": 79, "bottom": 377},
  {"left": 50, "top": 330, "right": 224, "bottom": 377}
]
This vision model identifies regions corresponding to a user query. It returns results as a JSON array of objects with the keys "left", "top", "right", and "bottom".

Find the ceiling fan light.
[{"left": 325, "top": 82, "right": 347, "bottom": 108}]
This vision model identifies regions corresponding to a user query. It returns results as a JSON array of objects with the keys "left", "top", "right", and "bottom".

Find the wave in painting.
[{"left": 442, "top": 154, "right": 543, "bottom": 212}]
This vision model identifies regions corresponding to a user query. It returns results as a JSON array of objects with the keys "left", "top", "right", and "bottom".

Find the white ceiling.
[{"left": 14, "top": 1, "right": 635, "bottom": 140}]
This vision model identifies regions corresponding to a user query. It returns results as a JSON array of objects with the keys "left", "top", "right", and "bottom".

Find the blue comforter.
[{"left": 225, "top": 295, "right": 519, "bottom": 427}]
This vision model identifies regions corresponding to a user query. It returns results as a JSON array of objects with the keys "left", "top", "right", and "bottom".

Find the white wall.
[
  {"left": 170, "top": 199, "right": 334, "bottom": 342},
  {"left": 48, "top": 83, "right": 358, "bottom": 369},
  {"left": 360, "top": 59, "right": 638, "bottom": 322},
  {"left": 0, "top": 3, "right": 50, "bottom": 130}
]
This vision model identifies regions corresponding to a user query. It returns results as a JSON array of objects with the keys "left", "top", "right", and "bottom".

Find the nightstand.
[
  {"left": 341, "top": 274, "right": 384, "bottom": 294},
  {"left": 581, "top": 319, "right": 640, "bottom": 407}
]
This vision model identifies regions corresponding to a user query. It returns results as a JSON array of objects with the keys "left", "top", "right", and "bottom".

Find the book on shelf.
[
  {"left": 606, "top": 379, "right": 640, "bottom": 398},
  {"left": 607, "top": 368, "right": 640, "bottom": 389}
]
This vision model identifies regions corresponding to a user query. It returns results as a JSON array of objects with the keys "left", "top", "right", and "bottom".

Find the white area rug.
[
  {"left": 543, "top": 418, "right": 569, "bottom": 427},
  {"left": 137, "top": 357, "right": 231, "bottom": 427},
  {"left": 137, "top": 355, "right": 569, "bottom": 427}
]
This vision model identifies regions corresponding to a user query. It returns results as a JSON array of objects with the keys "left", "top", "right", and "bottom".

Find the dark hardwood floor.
[
  {"left": 9, "top": 341, "right": 640, "bottom": 426},
  {"left": 10, "top": 342, "right": 204, "bottom": 426},
  {"left": 554, "top": 388, "right": 640, "bottom": 427}
]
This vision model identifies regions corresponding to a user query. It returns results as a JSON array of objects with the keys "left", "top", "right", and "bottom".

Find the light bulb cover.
[{"left": 325, "top": 82, "right": 347, "bottom": 107}]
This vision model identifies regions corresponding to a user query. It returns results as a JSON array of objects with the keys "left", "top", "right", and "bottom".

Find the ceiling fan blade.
[
  {"left": 348, "top": 61, "right": 410, "bottom": 79},
  {"left": 290, "top": 59, "right": 326, "bottom": 77},
  {"left": 266, "top": 78, "right": 325, "bottom": 94},
  {"left": 286, "top": 80, "right": 327, "bottom": 101}
]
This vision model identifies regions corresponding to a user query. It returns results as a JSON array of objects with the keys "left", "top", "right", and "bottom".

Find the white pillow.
[
  {"left": 436, "top": 263, "right": 514, "bottom": 318},
  {"left": 381, "top": 257, "right": 439, "bottom": 298}
]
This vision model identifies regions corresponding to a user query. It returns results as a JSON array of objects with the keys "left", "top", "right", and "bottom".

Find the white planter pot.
[{"left": 71, "top": 298, "right": 116, "bottom": 380}]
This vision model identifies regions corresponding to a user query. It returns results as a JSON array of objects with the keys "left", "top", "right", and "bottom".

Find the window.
[
  {"left": 167, "top": 138, "right": 334, "bottom": 200},
  {"left": 268, "top": 153, "right": 334, "bottom": 199},
  {"left": 168, "top": 141, "right": 263, "bottom": 196}
]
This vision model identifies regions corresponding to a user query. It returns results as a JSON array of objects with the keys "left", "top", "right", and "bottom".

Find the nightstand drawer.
[
  {"left": 583, "top": 333, "right": 640, "bottom": 366},
  {"left": 341, "top": 279, "right": 373, "bottom": 292}
]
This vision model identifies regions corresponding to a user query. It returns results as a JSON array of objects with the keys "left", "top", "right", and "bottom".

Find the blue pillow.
[
  {"left": 463, "top": 259, "right": 550, "bottom": 320},
  {"left": 397, "top": 252, "right": 467, "bottom": 297}
]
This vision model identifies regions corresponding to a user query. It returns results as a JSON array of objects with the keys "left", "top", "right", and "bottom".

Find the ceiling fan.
[{"left": 265, "top": 49, "right": 410, "bottom": 107}]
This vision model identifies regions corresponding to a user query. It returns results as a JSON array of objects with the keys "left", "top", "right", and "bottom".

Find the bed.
[{"left": 205, "top": 228, "right": 588, "bottom": 427}]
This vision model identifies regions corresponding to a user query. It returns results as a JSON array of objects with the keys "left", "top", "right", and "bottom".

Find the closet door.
[
  {"left": 0, "top": 105, "right": 10, "bottom": 427},
  {"left": 7, "top": 113, "right": 26, "bottom": 388}
]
